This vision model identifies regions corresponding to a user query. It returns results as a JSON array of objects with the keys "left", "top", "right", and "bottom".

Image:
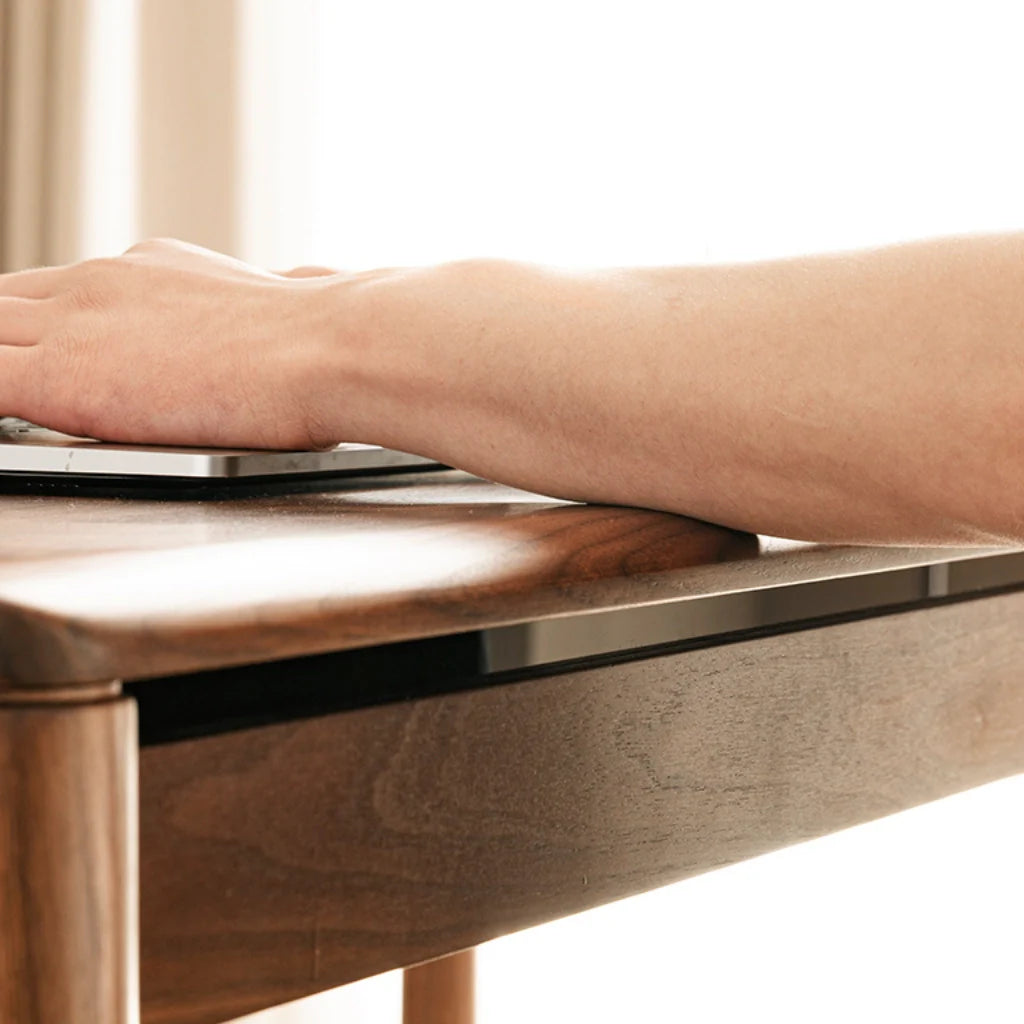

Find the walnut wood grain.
[
  {"left": 0, "top": 695, "right": 138, "bottom": 1024},
  {"left": 0, "top": 474, "right": 760, "bottom": 689},
  {"left": 138, "top": 589, "right": 1024, "bottom": 1024},
  {"left": 0, "top": 473, "right": 1013, "bottom": 691},
  {"left": 403, "top": 951, "right": 475, "bottom": 1024}
]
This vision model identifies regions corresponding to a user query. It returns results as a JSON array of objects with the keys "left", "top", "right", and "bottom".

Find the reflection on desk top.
[{"left": 0, "top": 470, "right": 1020, "bottom": 690}]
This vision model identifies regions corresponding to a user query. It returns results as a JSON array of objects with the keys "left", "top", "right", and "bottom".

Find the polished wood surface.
[
  {"left": 2, "top": 475, "right": 1022, "bottom": 1023},
  {"left": 0, "top": 695, "right": 137, "bottom": 1024},
  {"left": 403, "top": 952, "right": 475, "bottom": 1024},
  {"left": 137, "top": 589, "right": 1024, "bottom": 1024},
  {"left": 0, "top": 472, "right": 1013, "bottom": 691},
  {"left": 0, "top": 473, "right": 759, "bottom": 689}
]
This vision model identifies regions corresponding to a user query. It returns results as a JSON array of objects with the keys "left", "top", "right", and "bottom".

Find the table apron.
[{"left": 139, "top": 589, "right": 1024, "bottom": 1024}]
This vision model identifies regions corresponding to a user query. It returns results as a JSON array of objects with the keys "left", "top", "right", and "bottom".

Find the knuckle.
[
  {"left": 285, "top": 265, "right": 335, "bottom": 279},
  {"left": 64, "top": 257, "right": 124, "bottom": 312},
  {"left": 65, "top": 279, "right": 106, "bottom": 313},
  {"left": 65, "top": 283, "right": 104, "bottom": 314},
  {"left": 47, "top": 326, "right": 86, "bottom": 370},
  {"left": 126, "top": 236, "right": 184, "bottom": 256},
  {"left": 79, "top": 256, "right": 118, "bottom": 275}
]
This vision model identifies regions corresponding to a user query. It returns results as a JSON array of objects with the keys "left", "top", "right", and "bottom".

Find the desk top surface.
[{"left": 0, "top": 470, "right": 1020, "bottom": 690}]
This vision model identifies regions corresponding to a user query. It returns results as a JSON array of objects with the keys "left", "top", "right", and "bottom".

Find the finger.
[
  {"left": 0, "top": 297, "right": 47, "bottom": 346},
  {"left": 274, "top": 265, "right": 340, "bottom": 278},
  {"left": 0, "top": 266, "right": 67, "bottom": 299}
]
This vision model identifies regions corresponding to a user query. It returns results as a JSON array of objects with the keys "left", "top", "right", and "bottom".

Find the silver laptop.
[{"left": 0, "top": 418, "right": 442, "bottom": 483}]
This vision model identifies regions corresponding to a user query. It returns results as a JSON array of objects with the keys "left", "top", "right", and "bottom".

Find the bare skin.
[{"left": 0, "top": 234, "right": 1022, "bottom": 545}]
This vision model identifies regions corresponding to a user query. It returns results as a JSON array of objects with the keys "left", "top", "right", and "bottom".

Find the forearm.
[
  {"left": 5, "top": 235, "right": 1017, "bottom": 545},
  {"left": 327, "top": 235, "right": 1024, "bottom": 545}
]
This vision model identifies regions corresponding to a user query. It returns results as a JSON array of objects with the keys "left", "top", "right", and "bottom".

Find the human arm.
[
  {"left": 321, "top": 233, "right": 1024, "bottom": 546},
  {"left": 1, "top": 234, "right": 1022, "bottom": 545}
]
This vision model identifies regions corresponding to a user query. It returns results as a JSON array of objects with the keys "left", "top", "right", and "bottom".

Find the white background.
[{"left": 293, "top": 0, "right": 1024, "bottom": 269}]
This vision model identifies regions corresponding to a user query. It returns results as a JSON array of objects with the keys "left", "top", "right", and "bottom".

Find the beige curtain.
[
  {"left": 0, "top": 0, "right": 244, "bottom": 273},
  {"left": 0, "top": 0, "right": 89, "bottom": 271},
  {"left": 137, "top": 0, "right": 241, "bottom": 253}
]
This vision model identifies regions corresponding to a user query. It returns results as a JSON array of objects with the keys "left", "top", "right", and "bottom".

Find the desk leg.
[
  {"left": 403, "top": 949, "right": 475, "bottom": 1024},
  {"left": 0, "top": 692, "right": 139, "bottom": 1024}
]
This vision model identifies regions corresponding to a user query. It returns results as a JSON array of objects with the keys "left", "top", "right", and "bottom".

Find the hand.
[{"left": 0, "top": 239, "right": 345, "bottom": 449}]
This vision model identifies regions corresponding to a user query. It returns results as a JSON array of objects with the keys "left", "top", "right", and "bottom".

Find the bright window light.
[{"left": 298, "top": 0, "right": 1024, "bottom": 270}]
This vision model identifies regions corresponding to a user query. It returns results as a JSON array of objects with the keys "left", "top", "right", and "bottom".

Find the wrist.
[
  {"left": 313, "top": 260, "right": 511, "bottom": 454},
  {"left": 272, "top": 274, "right": 358, "bottom": 449},
  {"left": 310, "top": 258, "right": 638, "bottom": 483}
]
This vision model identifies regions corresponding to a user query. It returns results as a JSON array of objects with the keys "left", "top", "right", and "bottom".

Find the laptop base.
[{"left": 0, "top": 464, "right": 453, "bottom": 501}]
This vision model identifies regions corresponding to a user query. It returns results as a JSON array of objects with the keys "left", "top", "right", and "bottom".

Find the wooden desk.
[{"left": 2, "top": 471, "right": 1024, "bottom": 1023}]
